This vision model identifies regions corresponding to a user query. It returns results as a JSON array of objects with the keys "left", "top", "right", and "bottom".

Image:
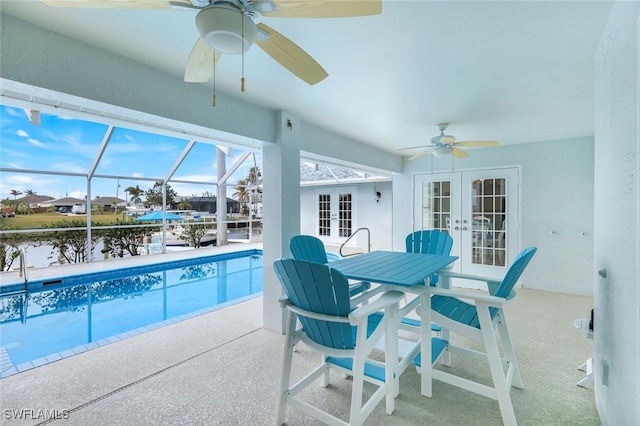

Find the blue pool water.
[{"left": 0, "top": 250, "right": 262, "bottom": 376}]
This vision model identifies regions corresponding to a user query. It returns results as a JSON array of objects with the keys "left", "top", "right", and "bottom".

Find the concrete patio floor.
[{"left": 1, "top": 280, "right": 598, "bottom": 425}]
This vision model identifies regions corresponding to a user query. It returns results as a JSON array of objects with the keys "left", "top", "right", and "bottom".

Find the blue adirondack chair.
[
  {"left": 289, "top": 235, "right": 370, "bottom": 297},
  {"left": 413, "top": 246, "right": 537, "bottom": 426},
  {"left": 405, "top": 230, "right": 454, "bottom": 286},
  {"left": 400, "top": 230, "right": 454, "bottom": 333},
  {"left": 273, "top": 258, "right": 405, "bottom": 426}
]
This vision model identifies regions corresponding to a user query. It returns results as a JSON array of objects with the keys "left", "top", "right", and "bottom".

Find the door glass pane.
[
  {"left": 338, "top": 193, "right": 352, "bottom": 237},
  {"left": 471, "top": 178, "right": 507, "bottom": 267},
  {"left": 422, "top": 181, "right": 451, "bottom": 233},
  {"left": 318, "top": 193, "right": 331, "bottom": 236}
]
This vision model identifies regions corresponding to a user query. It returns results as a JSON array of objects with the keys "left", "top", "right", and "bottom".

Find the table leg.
[{"left": 385, "top": 298, "right": 400, "bottom": 401}]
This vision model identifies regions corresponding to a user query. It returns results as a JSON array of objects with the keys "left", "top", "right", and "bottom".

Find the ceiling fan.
[
  {"left": 41, "top": 0, "right": 382, "bottom": 87},
  {"left": 398, "top": 123, "right": 499, "bottom": 160}
]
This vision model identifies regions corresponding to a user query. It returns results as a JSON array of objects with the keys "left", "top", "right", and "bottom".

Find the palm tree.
[
  {"left": 25, "top": 189, "right": 36, "bottom": 196},
  {"left": 247, "top": 166, "right": 261, "bottom": 217},
  {"left": 10, "top": 189, "right": 22, "bottom": 205},
  {"left": 247, "top": 166, "right": 261, "bottom": 185},
  {"left": 124, "top": 185, "right": 143, "bottom": 205},
  {"left": 233, "top": 179, "right": 249, "bottom": 215}
]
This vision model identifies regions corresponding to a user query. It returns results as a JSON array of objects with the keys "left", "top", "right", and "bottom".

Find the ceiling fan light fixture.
[
  {"left": 196, "top": 6, "right": 257, "bottom": 54},
  {"left": 433, "top": 146, "right": 452, "bottom": 157}
]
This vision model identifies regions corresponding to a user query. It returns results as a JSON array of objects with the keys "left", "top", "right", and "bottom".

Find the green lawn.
[{"left": 0, "top": 212, "right": 136, "bottom": 230}]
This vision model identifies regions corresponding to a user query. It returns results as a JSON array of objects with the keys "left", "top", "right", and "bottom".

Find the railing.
[{"left": 339, "top": 228, "right": 371, "bottom": 258}]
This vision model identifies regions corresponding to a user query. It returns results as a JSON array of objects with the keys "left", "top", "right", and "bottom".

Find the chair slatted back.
[
  {"left": 493, "top": 246, "right": 537, "bottom": 299},
  {"left": 432, "top": 246, "right": 538, "bottom": 326},
  {"left": 406, "top": 230, "right": 453, "bottom": 256},
  {"left": 406, "top": 230, "right": 453, "bottom": 285},
  {"left": 290, "top": 235, "right": 328, "bottom": 264},
  {"left": 486, "top": 246, "right": 537, "bottom": 319},
  {"left": 274, "top": 258, "right": 354, "bottom": 349}
]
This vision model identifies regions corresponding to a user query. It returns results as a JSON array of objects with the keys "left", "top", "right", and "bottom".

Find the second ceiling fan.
[{"left": 399, "top": 123, "right": 499, "bottom": 160}]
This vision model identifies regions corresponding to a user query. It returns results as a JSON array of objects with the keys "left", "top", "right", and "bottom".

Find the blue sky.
[{"left": 0, "top": 104, "right": 262, "bottom": 202}]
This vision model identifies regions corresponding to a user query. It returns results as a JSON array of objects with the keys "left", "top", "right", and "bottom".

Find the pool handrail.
[
  {"left": 339, "top": 227, "right": 370, "bottom": 258},
  {"left": 19, "top": 247, "right": 28, "bottom": 289}
]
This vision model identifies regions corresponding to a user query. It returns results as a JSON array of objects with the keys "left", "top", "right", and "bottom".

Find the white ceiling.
[{"left": 1, "top": 0, "right": 615, "bottom": 156}]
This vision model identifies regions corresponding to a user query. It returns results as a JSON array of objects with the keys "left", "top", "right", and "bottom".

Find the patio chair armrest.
[
  {"left": 279, "top": 295, "right": 290, "bottom": 308},
  {"left": 437, "top": 270, "right": 502, "bottom": 293},
  {"left": 348, "top": 290, "right": 405, "bottom": 325},
  {"left": 437, "top": 270, "right": 501, "bottom": 287},
  {"left": 281, "top": 291, "right": 405, "bottom": 325},
  {"left": 428, "top": 286, "right": 514, "bottom": 307},
  {"left": 286, "top": 303, "right": 352, "bottom": 324}
]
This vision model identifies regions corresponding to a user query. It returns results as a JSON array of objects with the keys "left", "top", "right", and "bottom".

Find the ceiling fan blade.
[
  {"left": 408, "top": 148, "right": 435, "bottom": 161},
  {"left": 255, "top": 23, "right": 328, "bottom": 85},
  {"left": 451, "top": 147, "right": 470, "bottom": 159},
  {"left": 455, "top": 140, "right": 500, "bottom": 147},
  {"left": 184, "top": 36, "right": 221, "bottom": 83},
  {"left": 440, "top": 135, "right": 456, "bottom": 144},
  {"left": 397, "top": 144, "right": 434, "bottom": 152},
  {"left": 41, "top": 0, "right": 183, "bottom": 9},
  {"left": 264, "top": 0, "right": 381, "bottom": 18}
]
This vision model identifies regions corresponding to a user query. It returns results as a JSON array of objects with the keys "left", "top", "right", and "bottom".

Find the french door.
[
  {"left": 315, "top": 187, "right": 356, "bottom": 245},
  {"left": 414, "top": 168, "right": 519, "bottom": 279}
]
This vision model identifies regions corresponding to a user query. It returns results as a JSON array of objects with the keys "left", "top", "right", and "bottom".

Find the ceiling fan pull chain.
[{"left": 241, "top": 10, "right": 246, "bottom": 93}]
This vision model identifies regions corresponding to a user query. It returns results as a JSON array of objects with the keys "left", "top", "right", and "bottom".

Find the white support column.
[
  {"left": 262, "top": 111, "right": 301, "bottom": 332},
  {"left": 216, "top": 147, "right": 228, "bottom": 245}
]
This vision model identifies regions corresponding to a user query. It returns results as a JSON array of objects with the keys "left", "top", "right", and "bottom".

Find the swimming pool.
[{"left": 0, "top": 249, "right": 262, "bottom": 378}]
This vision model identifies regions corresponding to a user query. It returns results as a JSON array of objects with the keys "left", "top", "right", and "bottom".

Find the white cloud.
[
  {"left": 1, "top": 174, "right": 34, "bottom": 185},
  {"left": 131, "top": 172, "right": 144, "bottom": 178},
  {"left": 0, "top": 174, "right": 65, "bottom": 199},
  {"left": 3, "top": 107, "right": 23, "bottom": 118},
  {"left": 4, "top": 161, "right": 25, "bottom": 168},
  {"left": 28, "top": 138, "right": 45, "bottom": 147},
  {"left": 68, "top": 190, "right": 85, "bottom": 199},
  {"left": 16, "top": 129, "right": 29, "bottom": 138}
]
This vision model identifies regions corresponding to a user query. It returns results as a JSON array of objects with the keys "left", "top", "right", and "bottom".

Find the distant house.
[
  {"left": 44, "top": 196, "right": 86, "bottom": 212},
  {"left": 5, "top": 194, "right": 56, "bottom": 214},
  {"left": 18, "top": 194, "right": 55, "bottom": 208},
  {"left": 188, "top": 196, "right": 240, "bottom": 214},
  {"left": 92, "top": 196, "right": 126, "bottom": 211}
]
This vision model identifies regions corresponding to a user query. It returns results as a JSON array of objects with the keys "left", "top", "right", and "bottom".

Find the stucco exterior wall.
[{"left": 593, "top": 3, "right": 639, "bottom": 424}]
